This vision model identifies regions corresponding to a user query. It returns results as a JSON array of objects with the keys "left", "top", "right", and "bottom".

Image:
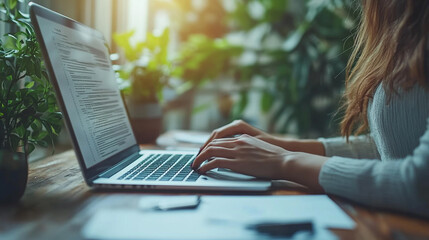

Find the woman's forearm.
[{"left": 271, "top": 137, "right": 326, "bottom": 156}]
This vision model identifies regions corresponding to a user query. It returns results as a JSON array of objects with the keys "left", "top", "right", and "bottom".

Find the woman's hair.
[{"left": 341, "top": 0, "right": 429, "bottom": 138}]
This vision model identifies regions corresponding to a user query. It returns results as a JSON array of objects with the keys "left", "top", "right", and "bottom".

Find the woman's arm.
[
  {"left": 193, "top": 118, "right": 429, "bottom": 217},
  {"left": 319, "top": 117, "right": 429, "bottom": 217},
  {"left": 200, "top": 120, "right": 380, "bottom": 158}
]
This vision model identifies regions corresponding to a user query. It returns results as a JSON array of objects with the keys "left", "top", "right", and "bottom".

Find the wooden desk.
[{"left": 1, "top": 149, "right": 429, "bottom": 240}]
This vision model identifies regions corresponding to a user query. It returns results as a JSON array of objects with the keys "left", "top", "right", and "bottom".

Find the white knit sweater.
[{"left": 319, "top": 84, "right": 429, "bottom": 218}]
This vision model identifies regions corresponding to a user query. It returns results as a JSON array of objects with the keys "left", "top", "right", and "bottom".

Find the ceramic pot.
[
  {"left": 0, "top": 150, "right": 28, "bottom": 203},
  {"left": 126, "top": 100, "right": 163, "bottom": 144}
]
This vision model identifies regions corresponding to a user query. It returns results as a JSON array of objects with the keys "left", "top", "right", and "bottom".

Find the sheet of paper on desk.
[
  {"left": 201, "top": 195, "right": 355, "bottom": 229},
  {"left": 82, "top": 195, "right": 354, "bottom": 240},
  {"left": 82, "top": 209, "right": 336, "bottom": 240},
  {"left": 173, "top": 132, "right": 210, "bottom": 145}
]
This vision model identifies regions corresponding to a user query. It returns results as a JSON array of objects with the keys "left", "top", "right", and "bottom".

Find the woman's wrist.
[
  {"left": 281, "top": 152, "right": 329, "bottom": 192},
  {"left": 274, "top": 138, "right": 326, "bottom": 156}
]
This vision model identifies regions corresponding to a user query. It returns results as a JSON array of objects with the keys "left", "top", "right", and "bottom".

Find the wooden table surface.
[{"left": 1, "top": 149, "right": 429, "bottom": 240}]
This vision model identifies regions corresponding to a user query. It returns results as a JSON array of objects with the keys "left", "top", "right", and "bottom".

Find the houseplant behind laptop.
[
  {"left": 113, "top": 29, "right": 171, "bottom": 144},
  {"left": 0, "top": 0, "right": 62, "bottom": 203}
]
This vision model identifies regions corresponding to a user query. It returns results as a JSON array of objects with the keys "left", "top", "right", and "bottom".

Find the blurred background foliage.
[
  {"left": 113, "top": 28, "right": 171, "bottom": 103},
  {"left": 230, "top": 0, "right": 358, "bottom": 137},
  {"left": 113, "top": 0, "right": 359, "bottom": 137},
  {"left": 168, "top": 0, "right": 359, "bottom": 137}
]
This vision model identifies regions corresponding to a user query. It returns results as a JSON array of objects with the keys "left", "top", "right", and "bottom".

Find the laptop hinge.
[{"left": 97, "top": 152, "right": 142, "bottom": 179}]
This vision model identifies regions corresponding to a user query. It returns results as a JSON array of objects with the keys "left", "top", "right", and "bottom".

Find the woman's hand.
[
  {"left": 199, "top": 120, "right": 326, "bottom": 156},
  {"left": 192, "top": 130, "right": 330, "bottom": 192},
  {"left": 199, "top": 120, "right": 276, "bottom": 150},
  {"left": 192, "top": 134, "right": 289, "bottom": 180}
]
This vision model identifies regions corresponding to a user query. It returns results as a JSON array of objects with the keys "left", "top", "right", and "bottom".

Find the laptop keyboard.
[{"left": 118, "top": 154, "right": 200, "bottom": 182}]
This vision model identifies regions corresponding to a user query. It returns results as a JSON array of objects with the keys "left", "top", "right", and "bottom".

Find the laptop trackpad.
[{"left": 204, "top": 168, "right": 259, "bottom": 181}]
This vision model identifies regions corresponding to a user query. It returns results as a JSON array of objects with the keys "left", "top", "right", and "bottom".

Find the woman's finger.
[
  {"left": 200, "top": 123, "right": 239, "bottom": 151},
  {"left": 204, "top": 138, "right": 239, "bottom": 149},
  {"left": 200, "top": 120, "right": 257, "bottom": 151},
  {"left": 197, "top": 157, "right": 235, "bottom": 174},
  {"left": 192, "top": 146, "right": 234, "bottom": 169}
]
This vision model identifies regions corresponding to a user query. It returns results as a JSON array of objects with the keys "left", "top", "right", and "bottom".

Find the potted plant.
[
  {"left": 113, "top": 29, "right": 170, "bottom": 143},
  {"left": 0, "top": 1, "right": 62, "bottom": 202}
]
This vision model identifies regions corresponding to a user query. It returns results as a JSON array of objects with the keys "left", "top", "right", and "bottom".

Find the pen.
[{"left": 247, "top": 221, "right": 314, "bottom": 237}]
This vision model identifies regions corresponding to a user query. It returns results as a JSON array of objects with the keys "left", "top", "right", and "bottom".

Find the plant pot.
[
  {"left": 126, "top": 100, "right": 163, "bottom": 144},
  {"left": 0, "top": 150, "right": 28, "bottom": 203}
]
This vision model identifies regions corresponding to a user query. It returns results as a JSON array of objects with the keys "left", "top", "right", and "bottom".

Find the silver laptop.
[{"left": 29, "top": 3, "right": 271, "bottom": 191}]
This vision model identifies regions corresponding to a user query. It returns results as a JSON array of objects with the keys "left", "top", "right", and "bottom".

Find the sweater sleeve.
[
  {"left": 318, "top": 135, "right": 380, "bottom": 159},
  {"left": 319, "top": 118, "right": 429, "bottom": 218}
]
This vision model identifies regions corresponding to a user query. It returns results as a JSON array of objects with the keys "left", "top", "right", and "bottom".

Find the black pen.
[{"left": 247, "top": 221, "right": 314, "bottom": 237}]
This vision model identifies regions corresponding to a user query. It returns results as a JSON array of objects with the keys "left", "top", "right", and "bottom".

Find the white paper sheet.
[
  {"left": 200, "top": 195, "right": 355, "bottom": 229},
  {"left": 174, "top": 132, "right": 210, "bottom": 145},
  {"left": 82, "top": 195, "right": 354, "bottom": 240}
]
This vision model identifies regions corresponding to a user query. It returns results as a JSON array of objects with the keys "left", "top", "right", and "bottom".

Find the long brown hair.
[{"left": 341, "top": 0, "right": 429, "bottom": 138}]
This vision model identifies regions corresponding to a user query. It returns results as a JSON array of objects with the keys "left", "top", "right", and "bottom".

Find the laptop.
[{"left": 29, "top": 3, "right": 271, "bottom": 191}]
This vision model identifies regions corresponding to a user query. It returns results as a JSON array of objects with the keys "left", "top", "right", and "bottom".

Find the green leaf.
[
  {"left": 7, "top": 0, "right": 17, "bottom": 10},
  {"left": 231, "top": 91, "right": 248, "bottom": 119},
  {"left": 51, "top": 123, "right": 61, "bottom": 136},
  {"left": 282, "top": 22, "right": 310, "bottom": 52},
  {"left": 3, "top": 34, "right": 17, "bottom": 50},
  {"left": 36, "top": 102, "right": 49, "bottom": 112},
  {"left": 26, "top": 143, "right": 35, "bottom": 155},
  {"left": 35, "top": 131, "right": 48, "bottom": 141},
  {"left": 14, "top": 125, "right": 26, "bottom": 138},
  {"left": 261, "top": 90, "right": 274, "bottom": 113},
  {"left": 113, "top": 30, "right": 141, "bottom": 62},
  {"left": 192, "top": 102, "right": 211, "bottom": 114},
  {"left": 25, "top": 81, "right": 34, "bottom": 88}
]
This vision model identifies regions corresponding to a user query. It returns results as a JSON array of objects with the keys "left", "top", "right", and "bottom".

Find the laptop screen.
[{"left": 36, "top": 15, "right": 137, "bottom": 168}]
